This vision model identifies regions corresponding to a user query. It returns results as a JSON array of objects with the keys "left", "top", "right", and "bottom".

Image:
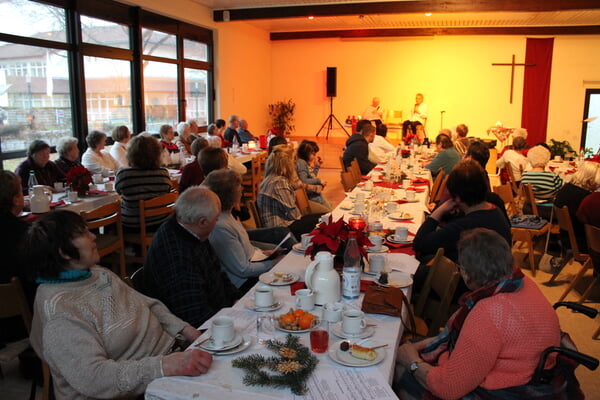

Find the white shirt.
[
  {"left": 228, "top": 154, "right": 247, "bottom": 175},
  {"left": 369, "top": 134, "right": 396, "bottom": 161},
  {"left": 109, "top": 141, "right": 129, "bottom": 169},
  {"left": 409, "top": 102, "right": 428, "bottom": 123},
  {"left": 82, "top": 148, "right": 119, "bottom": 177},
  {"left": 496, "top": 149, "right": 529, "bottom": 181},
  {"left": 363, "top": 105, "right": 384, "bottom": 121}
]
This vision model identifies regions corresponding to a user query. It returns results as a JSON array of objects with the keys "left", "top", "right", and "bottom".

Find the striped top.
[
  {"left": 520, "top": 170, "right": 563, "bottom": 201},
  {"left": 115, "top": 167, "right": 171, "bottom": 228}
]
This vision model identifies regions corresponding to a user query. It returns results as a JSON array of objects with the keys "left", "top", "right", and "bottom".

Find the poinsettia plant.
[
  {"left": 305, "top": 215, "right": 372, "bottom": 260},
  {"left": 65, "top": 165, "right": 92, "bottom": 194}
]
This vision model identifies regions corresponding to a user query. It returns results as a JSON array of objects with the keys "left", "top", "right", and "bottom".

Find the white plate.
[
  {"left": 275, "top": 324, "right": 314, "bottom": 334},
  {"left": 367, "top": 245, "right": 389, "bottom": 253},
  {"left": 259, "top": 272, "right": 299, "bottom": 286},
  {"left": 376, "top": 271, "right": 413, "bottom": 288},
  {"left": 245, "top": 300, "right": 282, "bottom": 312},
  {"left": 197, "top": 332, "right": 243, "bottom": 352},
  {"left": 328, "top": 341, "right": 385, "bottom": 367},
  {"left": 292, "top": 243, "right": 308, "bottom": 254},
  {"left": 387, "top": 235, "right": 413, "bottom": 244},
  {"left": 388, "top": 213, "right": 414, "bottom": 221},
  {"left": 339, "top": 203, "right": 353, "bottom": 210},
  {"left": 331, "top": 322, "right": 375, "bottom": 339},
  {"left": 210, "top": 336, "right": 252, "bottom": 356}
]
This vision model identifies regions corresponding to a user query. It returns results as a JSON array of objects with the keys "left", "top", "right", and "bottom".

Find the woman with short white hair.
[
  {"left": 55, "top": 137, "right": 81, "bottom": 175},
  {"left": 520, "top": 145, "right": 563, "bottom": 201},
  {"left": 175, "top": 121, "right": 193, "bottom": 158}
]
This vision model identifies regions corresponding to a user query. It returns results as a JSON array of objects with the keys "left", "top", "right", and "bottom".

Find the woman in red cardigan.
[{"left": 395, "top": 228, "right": 562, "bottom": 399}]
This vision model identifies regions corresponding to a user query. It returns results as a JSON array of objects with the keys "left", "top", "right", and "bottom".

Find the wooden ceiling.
[{"left": 193, "top": 0, "right": 600, "bottom": 39}]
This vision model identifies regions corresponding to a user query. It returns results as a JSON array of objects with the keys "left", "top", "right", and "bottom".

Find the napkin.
[
  {"left": 374, "top": 182, "right": 402, "bottom": 189},
  {"left": 373, "top": 167, "right": 384, "bottom": 171},
  {"left": 406, "top": 187, "right": 425, "bottom": 192},
  {"left": 290, "top": 281, "right": 306, "bottom": 295},
  {"left": 50, "top": 200, "right": 66, "bottom": 208}
]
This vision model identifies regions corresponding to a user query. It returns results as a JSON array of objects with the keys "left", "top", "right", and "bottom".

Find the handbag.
[{"left": 361, "top": 284, "right": 416, "bottom": 335}]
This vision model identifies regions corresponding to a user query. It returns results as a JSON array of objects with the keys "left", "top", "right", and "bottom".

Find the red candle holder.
[{"left": 348, "top": 217, "right": 366, "bottom": 232}]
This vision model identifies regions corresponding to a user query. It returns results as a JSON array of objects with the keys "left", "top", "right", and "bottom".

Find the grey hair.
[
  {"left": 570, "top": 160, "right": 600, "bottom": 192},
  {"left": 176, "top": 122, "right": 190, "bottom": 137},
  {"left": 202, "top": 169, "right": 242, "bottom": 211},
  {"left": 527, "top": 145, "right": 551, "bottom": 168},
  {"left": 458, "top": 228, "right": 513, "bottom": 287},
  {"left": 207, "top": 123, "right": 217, "bottom": 136},
  {"left": 513, "top": 128, "right": 528, "bottom": 139},
  {"left": 175, "top": 187, "right": 220, "bottom": 225},
  {"left": 57, "top": 137, "right": 78, "bottom": 158},
  {"left": 228, "top": 115, "right": 238, "bottom": 124}
]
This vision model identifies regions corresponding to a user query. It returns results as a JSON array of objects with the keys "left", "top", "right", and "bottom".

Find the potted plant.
[
  {"left": 268, "top": 99, "right": 295, "bottom": 136},
  {"left": 548, "top": 139, "right": 576, "bottom": 158}
]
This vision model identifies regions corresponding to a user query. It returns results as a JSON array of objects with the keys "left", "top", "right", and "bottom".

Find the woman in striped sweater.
[{"left": 520, "top": 144, "right": 563, "bottom": 220}]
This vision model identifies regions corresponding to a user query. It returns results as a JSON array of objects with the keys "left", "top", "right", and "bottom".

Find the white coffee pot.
[
  {"left": 30, "top": 185, "right": 52, "bottom": 214},
  {"left": 304, "top": 251, "right": 341, "bottom": 305}
]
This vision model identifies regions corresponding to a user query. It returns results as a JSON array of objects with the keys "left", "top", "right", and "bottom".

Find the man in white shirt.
[
  {"left": 363, "top": 97, "right": 388, "bottom": 137},
  {"left": 403, "top": 93, "right": 428, "bottom": 139}
]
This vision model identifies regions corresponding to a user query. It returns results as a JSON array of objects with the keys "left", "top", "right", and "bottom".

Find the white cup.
[
  {"left": 242, "top": 143, "right": 248, "bottom": 152},
  {"left": 554, "top": 155, "right": 562, "bottom": 161},
  {"left": 353, "top": 202, "right": 365, "bottom": 214},
  {"left": 372, "top": 172, "right": 382, "bottom": 181},
  {"left": 211, "top": 316, "right": 234, "bottom": 348},
  {"left": 323, "top": 302, "right": 344, "bottom": 323},
  {"left": 104, "top": 182, "right": 114, "bottom": 191},
  {"left": 395, "top": 226, "right": 409, "bottom": 241},
  {"left": 89, "top": 184, "right": 98, "bottom": 191},
  {"left": 406, "top": 190, "right": 416, "bottom": 201},
  {"left": 402, "top": 178, "right": 411, "bottom": 188},
  {"left": 254, "top": 286, "right": 274, "bottom": 308},
  {"left": 301, "top": 233, "right": 312, "bottom": 250},
  {"left": 364, "top": 180, "right": 373, "bottom": 190},
  {"left": 342, "top": 309, "right": 367, "bottom": 335},
  {"left": 369, "top": 235, "right": 384, "bottom": 251},
  {"left": 295, "top": 289, "right": 315, "bottom": 311},
  {"left": 369, "top": 254, "right": 386, "bottom": 274},
  {"left": 93, "top": 174, "right": 103, "bottom": 184},
  {"left": 68, "top": 191, "right": 78, "bottom": 203},
  {"left": 368, "top": 222, "right": 383, "bottom": 232},
  {"left": 386, "top": 202, "right": 397, "bottom": 214},
  {"left": 356, "top": 192, "right": 366, "bottom": 202},
  {"left": 53, "top": 182, "right": 64, "bottom": 192}
]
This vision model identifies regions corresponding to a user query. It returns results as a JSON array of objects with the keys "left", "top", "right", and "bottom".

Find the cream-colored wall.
[
  {"left": 271, "top": 35, "right": 600, "bottom": 148},
  {"left": 117, "top": 0, "right": 273, "bottom": 132}
]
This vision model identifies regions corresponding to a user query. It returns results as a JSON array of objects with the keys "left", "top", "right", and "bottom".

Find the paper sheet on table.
[
  {"left": 251, "top": 248, "right": 269, "bottom": 262},
  {"left": 386, "top": 253, "right": 420, "bottom": 276},
  {"left": 290, "top": 369, "right": 398, "bottom": 400}
]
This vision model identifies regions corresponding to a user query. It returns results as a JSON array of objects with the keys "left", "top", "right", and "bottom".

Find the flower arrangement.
[
  {"left": 305, "top": 215, "right": 372, "bottom": 260},
  {"left": 401, "top": 149, "right": 411, "bottom": 159},
  {"left": 65, "top": 165, "right": 92, "bottom": 195}
]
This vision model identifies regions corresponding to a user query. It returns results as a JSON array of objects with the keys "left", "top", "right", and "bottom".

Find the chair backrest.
[
  {"left": 0, "top": 277, "right": 32, "bottom": 333},
  {"left": 246, "top": 199, "right": 263, "bottom": 229},
  {"left": 349, "top": 158, "right": 362, "bottom": 184},
  {"left": 554, "top": 205, "right": 583, "bottom": 258},
  {"left": 170, "top": 178, "right": 179, "bottom": 193},
  {"left": 493, "top": 184, "right": 518, "bottom": 216},
  {"left": 433, "top": 175, "right": 449, "bottom": 203},
  {"left": 339, "top": 155, "right": 347, "bottom": 172},
  {"left": 428, "top": 170, "right": 445, "bottom": 204},
  {"left": 521, "top": 183, "right": 539, "bottom": 216},
  {"left": 505, "top": 162, "right": 519, "bottom": 194},
  {"left": 414, "top": 248, "right": 460, "bottom": 336},
  {"left": 138, "top": 192, "right": 178, "bottom": 255},
  {"left": 486, "top": 147, "right": 498, "bottom": 175},
  {"left": 585, "top": 224, "right": 600, "bottom": 255},
  {"left": 294, "top": 187, "right": 312, "bottom": 215},
  {"left": 81, "top": 200, "right": 121, "bottom": 231},
  {"left": 340, "top": 171, "right": 356, "bottom": 192}
]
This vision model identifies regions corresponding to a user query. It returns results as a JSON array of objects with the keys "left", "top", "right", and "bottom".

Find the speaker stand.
[{"left": 316, "top": 97, "right": 349, "bottom": 138}]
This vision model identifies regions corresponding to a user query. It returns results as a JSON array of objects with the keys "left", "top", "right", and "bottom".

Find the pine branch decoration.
[{"left": 232, "top": 334, "right": 318, "bottom": 395}]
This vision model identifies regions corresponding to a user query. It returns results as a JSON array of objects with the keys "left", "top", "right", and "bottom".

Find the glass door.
[{"left": 581, "top": 89, "right": 600, "bottom": 155}]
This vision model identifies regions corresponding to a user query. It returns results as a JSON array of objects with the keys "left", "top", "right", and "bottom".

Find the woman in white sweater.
[
  {"left": 81, "top": 130, "right": 119, "bottom": 176},
  {"left": 27, "top": 210, "right": 212, "bottom": 399}
]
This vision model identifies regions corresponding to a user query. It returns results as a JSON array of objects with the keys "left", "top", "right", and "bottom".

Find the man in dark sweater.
[
  {"left": 144, "top": 187, "right": 239, "bottom": 328},
  {"left": 342, "top": 119, "right": 376, "bottom": 175},
  {"left": 223, "top": 115, "right": 242, "bottom": 147}
]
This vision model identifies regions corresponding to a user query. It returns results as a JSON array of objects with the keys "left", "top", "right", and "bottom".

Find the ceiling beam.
[
  {"left": 214, "top": 0, "right": 600, "bottom": 22},
  {"left": 270, "top": 26, "right": 600, "bottom": 40}
]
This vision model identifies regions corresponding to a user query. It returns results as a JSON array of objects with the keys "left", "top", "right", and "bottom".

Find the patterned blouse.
[{"left": 257, "top": 175, "right": 301, "bottom": 227}]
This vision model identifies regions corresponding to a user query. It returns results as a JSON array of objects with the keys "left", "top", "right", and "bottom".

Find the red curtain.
[{"left": 521, "top": 38, "right": 554, "bottom": 145}]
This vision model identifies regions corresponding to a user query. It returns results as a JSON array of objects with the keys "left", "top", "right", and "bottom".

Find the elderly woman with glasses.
[
  {"left": 15, "top": 139, "right": 65, "bottom": 194},
  {"left": 395, "top": 228, "right": 561, "bottom": 399}
]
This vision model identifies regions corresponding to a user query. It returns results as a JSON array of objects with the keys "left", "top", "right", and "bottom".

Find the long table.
[{"left": 145, "top": 171, "right": 431, "bottom": 400}]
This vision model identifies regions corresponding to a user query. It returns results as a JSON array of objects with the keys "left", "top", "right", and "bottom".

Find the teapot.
[
  {"left": 30, "top": 185, "right": 52, "bottom": 213},
  {"left": 304, "top": 251, "right": 340, "bottom": 305}
]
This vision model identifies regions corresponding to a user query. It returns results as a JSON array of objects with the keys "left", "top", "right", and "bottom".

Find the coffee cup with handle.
[
  {"left": 342, "top": 309, "right": 367, "bottom": 335},
  {"left": 254, "top": 286, "right": 274, "bottom": 308},
  {"left": 369, "top": 254, "right": 386, "bottom": 274},
  {"left": 369, "top": 235, "right": 384, "bottom": 251},
  {"left": 295, "top": 289, "right": 315, "bottom": 311},
  {"left": 211, "top": 316, "right": 235, "bottom": 348}
]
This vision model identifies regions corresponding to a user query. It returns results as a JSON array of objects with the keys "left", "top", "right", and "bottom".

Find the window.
[
  {"left": 185, "top": 68, "right": 209, "bottom": 125},
  {"left": 0, "top": 1, "right": 67, "bottom": 42},
  {"left": 142, "top": 28, "right": 177, "bottom": 59},
  {"left": 144, "top": 61, "right": 178, "bottom": 133},
  {"left": 81, "top": 15, "right": 130, "bottom": 50},
  {"left": 581, "top": 89, "right": 600, "bottom": 155},
  {"left": 184, "top": 39, "right": 208, "bottom": 62}
]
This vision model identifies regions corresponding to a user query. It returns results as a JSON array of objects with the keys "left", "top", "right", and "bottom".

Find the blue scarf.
[{"left": 36, "top": 269, "right": 92, "bottom": 284}]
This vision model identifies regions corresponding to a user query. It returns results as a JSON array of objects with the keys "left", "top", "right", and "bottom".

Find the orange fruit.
[
  {"left": 298, "top": 313, "right": 315, "bottom": 329},
  {"left": 280, "top": 314, "right": 295, "bottom": 324},
  {"left": 293, "top": 309, "right": 305, "bottom": 318}
]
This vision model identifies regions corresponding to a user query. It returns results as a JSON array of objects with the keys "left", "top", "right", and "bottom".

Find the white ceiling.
[{"left": 192, "top": 0, "right": 600, "bottom": 33}]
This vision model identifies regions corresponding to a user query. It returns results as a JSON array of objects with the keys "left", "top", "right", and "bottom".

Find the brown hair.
[{"left": 127, "top": 134, "right": 162, "bottom": 169}]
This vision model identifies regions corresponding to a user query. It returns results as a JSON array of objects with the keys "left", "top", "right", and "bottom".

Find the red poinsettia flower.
[
  {"left": 305, "top": 215, "right": 372, "bottom": 260},
  {"left": 65, "top": 165, "right": 92, "bottom": 192}
]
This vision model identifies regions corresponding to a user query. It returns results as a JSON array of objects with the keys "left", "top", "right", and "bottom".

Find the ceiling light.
[
  {"left": 425, "top": 13, "right": 432, "bottom": 17},
  {"left": 308, "top": 16, "right": 314, "bottom": 20}
]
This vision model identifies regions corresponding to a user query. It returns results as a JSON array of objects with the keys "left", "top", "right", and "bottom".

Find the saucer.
[
  {"left": 376, "top": 271, "right": 413, "bottom": 288},
  {"left": 388, "top": 213, "right": 414, "bottom": 221},
  {"left": 332, "top": 322, "right": 375, "bottom": 339},
  {"left": 259, "top": 272, "right": 299, "bottom": 286},
  {"left": 339, "top": 202, "right": 353, "bottom": 210},
  {"left": 210, "top": 336, "right": 252, "bottom": 356},
  {"left": 367, "top": 245, "right": 389, "bottom": 253},
  {"left": 328, "top": 340, "right": 385, "bottom": 367},
  {"left": 387, "top": 234, "right": 412, "bottom": 244},
  {"left": 292, "top": 243, "right": 308, "bottom": 254},
  {"left": 197, "top": 332, "right": 243, "bottom": 352},
  {"left": 245, "top": 300, "right": 282, "bottom": 312}
]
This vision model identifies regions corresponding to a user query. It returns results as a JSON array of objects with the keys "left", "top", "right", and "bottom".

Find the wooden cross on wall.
[{"left": 492, "top": 54, "right": 536, "bottom": 104}]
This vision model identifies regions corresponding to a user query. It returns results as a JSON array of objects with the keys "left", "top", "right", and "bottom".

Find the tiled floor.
[{"left": 2, "top": 135, "right": 598, "bottom": 399}]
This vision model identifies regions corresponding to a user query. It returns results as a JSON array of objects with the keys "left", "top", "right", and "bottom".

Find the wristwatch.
[{"left": 409, "top": 360, "right": 423, "bottom": 375}]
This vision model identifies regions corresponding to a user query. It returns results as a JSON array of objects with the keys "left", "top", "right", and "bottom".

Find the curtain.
[{"left": 521, "top": 38, "right": 554, "bottom": 145}]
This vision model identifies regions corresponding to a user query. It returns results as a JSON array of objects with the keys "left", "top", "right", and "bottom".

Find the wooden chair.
[
  {"left": 294, "top": 187, "right": 312, "bottom": 215},
  {"left": 81, "top": 201, "right": 126, "bottom": 278},
  {"left": 558, "top": 224, "right": 599, "bottom": 304},
  {"left": 549, "top": 205, "right": 589, "bottom": 284},
  {"left": 339, "top": 155, "right": 347, "bottom": 172},
  {"left": 124, "top": 192, "right": 178, "bottom": 265},
  {"left": 245, "top": 199, "right": 263, "bottom": 229},
  {"left": 413, "top": 248, "right": 460, "bottom": 336},
  {"left": 486, "top": 147, "right": 498, "bottom": 175},
  {"left": 349, "top": 158, "right": 362, "bottom": 184},
  {"left": 428, "top": 170, "right": 445, "bottom": 204},
  {"left": 340, "top": 171, "right": 356, "bottom": 192},
  {"left": 432, "top": 174, "right": 448, "bottom": 203},
  {"left": 505, "top": 162, "right": 520, "bottom": 195},
  {"left": 242, "top": 155, "right": 261, "bottom": 201},
  {"left": 493, "top": 183, "right": 518, "bottom": 216},
  {"left": 521, "top": 183, "right": 540, "bottom": 216},
  {"left": 169, "top": 178, "right": 179, "bottom": 193}
]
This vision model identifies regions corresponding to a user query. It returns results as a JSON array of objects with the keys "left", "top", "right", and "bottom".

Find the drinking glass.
[
  {"left": 256, "top": 313, "right": 274, "bottom": 345},
  {"left": 310, "top": 320, "right": 329, "bottom": 353}
]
